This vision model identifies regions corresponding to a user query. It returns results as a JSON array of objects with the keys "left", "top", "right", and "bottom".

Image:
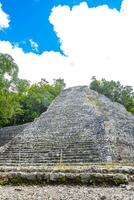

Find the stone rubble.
[{"left": 0, "top": 184, "right": 134, "bottom": 200}]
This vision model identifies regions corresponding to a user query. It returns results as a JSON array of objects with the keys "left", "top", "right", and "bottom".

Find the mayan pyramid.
[{"left": 0, "top": 86, "right": 134, "bottom": 165}]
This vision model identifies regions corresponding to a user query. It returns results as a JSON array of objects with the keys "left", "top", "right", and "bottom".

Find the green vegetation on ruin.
[{"left": 90, "top": 76, "right": 134, "bottom": 114}]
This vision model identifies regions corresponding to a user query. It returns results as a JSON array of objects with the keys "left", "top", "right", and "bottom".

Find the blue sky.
[
  {"left": 0, "top": 0, "right": 133, "bottom": 88},
  {"left": 0, "top": 0, "right": 123, "bottom": 54}
]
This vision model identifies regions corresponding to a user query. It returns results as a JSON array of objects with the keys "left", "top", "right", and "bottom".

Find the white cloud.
[
  {"left": 0, "top": 41, "right": 72, "bottom": 84},
  {"left": 0, "top": 3, "right": 10, "bottom": 30},
  {"left": 29, "top": 39, "right": 39, "bottom": 52},
  {"left": 49, "top": 0, "right": 134, "bottom": 87},
  {"left": 0, "top": 0, "right": 134, "bottom": 87}
]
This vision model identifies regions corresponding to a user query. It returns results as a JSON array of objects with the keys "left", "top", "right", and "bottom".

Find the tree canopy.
[
  {"left": 0, "top": 53, "right": 18, "bottom": 92},
  {"left": 0, "top": 53, "right": 65, "bottom": 127},
  {"left": 90, "top": 76, "right": 134, "bottom": 114}
]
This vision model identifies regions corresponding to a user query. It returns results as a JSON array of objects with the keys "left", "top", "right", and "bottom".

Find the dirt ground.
[{"left": 0, "top": 184, "right": 134, "bottom": 200}]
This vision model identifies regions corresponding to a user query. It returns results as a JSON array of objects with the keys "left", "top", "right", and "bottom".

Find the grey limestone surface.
[{"left": 0, "top": 86, "right": 134, "bottom": 165}]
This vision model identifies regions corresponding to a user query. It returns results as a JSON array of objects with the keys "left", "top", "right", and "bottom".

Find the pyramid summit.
[{"left": 0, "top": 86, "right": 134, "bottom": 165}]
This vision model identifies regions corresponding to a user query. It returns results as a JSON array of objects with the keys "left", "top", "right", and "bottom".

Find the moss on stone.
[
  {"left": 86, "top": 95, "right": 101, "bottom": 108},
  {"left": 112, "top": 175, "right": 128, "bottom": 186},
  {"left": 0, "top": 169, "right": 129, "bottom": 186},
  {"left": 49, "top": 173, "right": 66, "bottom": 184},
  {"left": 0, "top": 174, "right": 9, "bottom": 185},
  {"left": 9, "top": 174, "right": 23, "bottom": 185},
  {"left": 65, "top": 173, "right": 81, "bottom": 185}
]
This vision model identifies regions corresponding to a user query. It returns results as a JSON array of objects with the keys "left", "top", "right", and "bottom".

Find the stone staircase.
[
  {"left": 0, "top": 138, "right": 102, "bottom": 164},
  {"left": 0, "top": 86, "right": 105, "bottom": 165},
  {"left": 0, "top": 86, "right": 134, "bottom": 165}
]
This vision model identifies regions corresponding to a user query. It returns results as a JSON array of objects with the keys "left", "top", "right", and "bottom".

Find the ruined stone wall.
[
  {"left": 85, "top": 89, "right": 134, "bottom": 162},
  {"left": 0, "top": 124, "right": 29, "bottom": 147}
]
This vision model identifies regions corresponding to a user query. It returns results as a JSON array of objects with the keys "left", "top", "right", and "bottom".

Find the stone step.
[
  {"left": 1, "top": 142, "right": 99, "bottom": 152},
  {"left": 7, "top": 146, "right": 98, "bottom": 152},
  {"left": 10, "top": 140, "right": 96, "bottom": 145},
  {"left": 0, "top": 158, "right": 101, "bottom": 164},
  {"left": 0, "top": 158, "right": 100, "bottom": 165},
  {"left": 0, "top": 152, "right": 100, "bottom": 158},
  {"left": 8, "top": 142, "right": 97, "bottom": 147},
  {"left": 1, "top": 151, "right": 100, "bottom": 158},
  {"left": 0, "top": 151, "right": 100, "bottom": 158}
]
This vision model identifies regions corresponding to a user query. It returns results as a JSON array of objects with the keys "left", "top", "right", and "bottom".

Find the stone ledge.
[{"left": 0, "top": 172, "right": 128, "bottom": 186}]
